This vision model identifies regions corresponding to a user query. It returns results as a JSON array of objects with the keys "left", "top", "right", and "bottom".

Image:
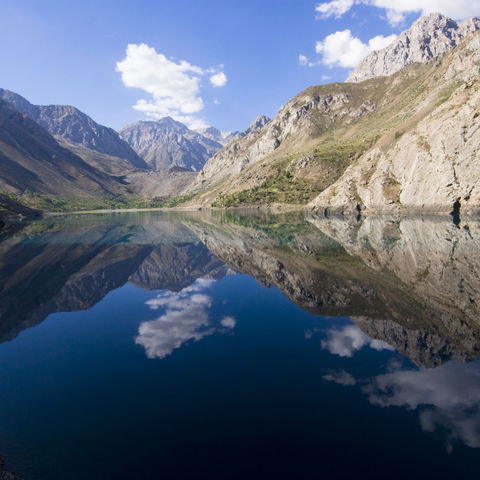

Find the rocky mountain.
[
  {"left": 309, "top": 32, "right": 480, "bottom": 215},
  {"left": 347, "top": 13, "right": 480, "bottom": 83},
  {"left": 196, "top": 126, "right": 238, "bottom": 146},
  {"left": 119, "top": 117, "right": 223, "bottom": 171},
  {"left": 0, "top": 88, "right": 148, "bottom": 174},
  {"left": 0, "top": 99, "right": 128, "bottom": 198},
  {"left": 183, "top": 18, "right": 480, "bottom": 215}
]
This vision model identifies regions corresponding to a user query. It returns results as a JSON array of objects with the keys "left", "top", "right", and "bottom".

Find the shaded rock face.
[
  {"left": 0, "top": 214, "right": 229, "bottom": 343},
  {"left": 119, "top": 117, "right": 223, "bottom": 171},
  {"left": 0, "top": 100, "right": 125, "bottom": 197},
  {"left": 0, "top": 89, "right": 147, "bottom": 170},
  {"left": 347, "top": 13, "right": 480, "bottom": 83}
]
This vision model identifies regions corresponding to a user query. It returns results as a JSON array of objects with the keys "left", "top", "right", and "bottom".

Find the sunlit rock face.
[{"left": 347, "top": 14, "right": 480, "bottom": 83}]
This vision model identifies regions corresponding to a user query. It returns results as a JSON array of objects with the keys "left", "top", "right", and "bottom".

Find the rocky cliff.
[
  {"left": 119, "top": 117, "right": 223, "bottom": 171},
  {"left": 309, "top": 32, "right": 480, "bottom": 214},
  {"left": 347, "top": 13, "right": 480, "bottom": 83}
]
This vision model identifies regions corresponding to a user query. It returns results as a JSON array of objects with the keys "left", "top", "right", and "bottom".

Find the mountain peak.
[{"left": 347, "top": 13, "right": 480, "bottom": 83}]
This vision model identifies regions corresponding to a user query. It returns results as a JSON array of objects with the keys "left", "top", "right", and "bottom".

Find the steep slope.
[
  {"left": 0, "top": 89, "right": 148, "bottom": 173},
  {"left": 347, "top": 13, "right": 480, "bottom": 83},
  {"left": 119, "top": 117, "right": 222, "bottom": 171},
  {"left": 184, "top": 21, "right": 480, "bottom": 213},
  {"left": 309, "top": 32, "right": 480, "bottom": 214},
  {"left": 0, "top": 100, "right": 128, "bottom": 198}
]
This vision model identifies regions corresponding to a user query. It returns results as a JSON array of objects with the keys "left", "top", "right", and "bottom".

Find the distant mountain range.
[
  {"left": 119, "top": 117, "right": 224, "bottom": 171},
  {"left": 0, "top": 86, "right": 269, "bottom": 211}
]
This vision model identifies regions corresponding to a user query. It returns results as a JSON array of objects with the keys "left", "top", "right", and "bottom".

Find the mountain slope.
[
  {"left": 183, "top": 19, "right": 480, "bottom": 213},
  {"left": 0, "top": 89, "right": 148, "bottom": 173},
  {"left": 0, "top": 99, "right": 128, "bottom": 198},
  {"left": 347, "top": 13, "right": 480, "bottom": 83},
  {"left": 119, "top": 117, "right": 223, "bottom": 171}
]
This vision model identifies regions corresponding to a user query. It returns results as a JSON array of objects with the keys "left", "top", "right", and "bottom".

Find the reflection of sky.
[
  {"left": 320, "top": 324, "right": 394, "bottom": 357},
  {"left": 322, "top": 356, "right": 480, "bottom": 451},
  {"left": 135, "top": 278, "right": 235, "bottom": 359}
]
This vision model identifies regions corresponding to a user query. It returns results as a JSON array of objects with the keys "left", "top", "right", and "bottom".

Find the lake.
[{"left": 0, "top": 210, "right": 479, "bottom": 479}]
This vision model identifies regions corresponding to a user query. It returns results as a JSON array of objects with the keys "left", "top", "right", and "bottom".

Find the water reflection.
[
  {"left": 2, "top": 210, "right": 480, "bottom": 459},
  {"left": 137, "top": 278, "right": 236, "bottom": 359}
]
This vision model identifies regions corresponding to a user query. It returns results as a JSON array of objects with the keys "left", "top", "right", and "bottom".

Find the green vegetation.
[
  {"left": 0, "top": 191, "right": 198, "bottom": 213},
  {"left": 211, "top": 136, "right": 377, "bottom": 208}
]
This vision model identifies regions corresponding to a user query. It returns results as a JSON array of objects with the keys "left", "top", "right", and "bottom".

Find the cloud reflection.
[
  {"left": 321, "top": 324, "right": 394, "bottom": 357},
  {"left": 136, "top": 278, "right": 235, "bottom": 359},
  {"left": 364, "top": 361, "right": 480, "bottom": 450}
]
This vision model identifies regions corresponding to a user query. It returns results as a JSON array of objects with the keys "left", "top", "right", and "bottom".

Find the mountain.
[
  {"left": 0, "top": 99, "right": 128, "bottom": 198},
  {"left": 196, "top": 126, "right": 238, "bottom": 146},
  {"left": 119, "top": 117, "right": 223, "bottom": 171},
  {"left": 183, "top": 17, "right": 480, "bottom": 214},
  {"left": 0, "top": 89, "right": 148, "bottom": 174},
  {"left": 196, "top": 115, "right": 270, "bottom": 146},
  {"left": 347, "top": 13, "right": 480, "bottom": 83}
]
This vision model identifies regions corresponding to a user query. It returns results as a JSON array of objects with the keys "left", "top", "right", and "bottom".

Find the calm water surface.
[{"left": 0, "top": 211, "right": 479, "bottom": 479}]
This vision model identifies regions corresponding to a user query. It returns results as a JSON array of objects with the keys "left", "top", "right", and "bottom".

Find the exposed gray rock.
[
  {"left": 119, "top": 117, "right": 223, "bottom": 171},
  {"left": 347, "top": 13, "right": 480, "bottom": 83}
]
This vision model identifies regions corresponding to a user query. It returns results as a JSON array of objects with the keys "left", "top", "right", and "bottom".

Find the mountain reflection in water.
[{"left": 0, "top": 210, "right": 480, "bottom": 478}]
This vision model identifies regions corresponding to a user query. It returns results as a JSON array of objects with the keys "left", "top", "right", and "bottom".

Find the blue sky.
[{"left": 0, "top": 0, "right": 479, "bottom": 132}]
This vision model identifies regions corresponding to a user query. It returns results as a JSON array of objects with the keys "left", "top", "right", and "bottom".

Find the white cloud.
[
  {"left": 321, "top": 324, "right": 393, "bottom": 357},
  {"left": 298, "top": 53, "right": 322, "bottom": 68},
  {"left": 367, "top": 0, "right": 480, "bottom": 26},
  {"left": 315, "top": 0, "right": 480, "bottom": 26},
  {"left": 116, "top": 43, "right": 226, "bottom": 129},
  {"left": 210, "top": 71, "right": 227, "bottom": 87},
  {"left": 315, "top": 29, "right": 397, "bottom": 68},
  {"left": 316, "top": 0, "right": 355, "bottom": 18},
  {"left": 298, "top": 54, "right": 309, "bottom": 66}
]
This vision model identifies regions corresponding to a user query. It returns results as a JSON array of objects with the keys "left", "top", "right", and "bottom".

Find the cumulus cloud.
[
  {"left": 316, "top": 0, "right": 355, "bottom": 18},
  {"left": 210, "top": 71, "right": 227, "bottom": 87},
  {"left": 321, "top": 324, "right": 393, "bottom": 357},
  {"left": 315, "top": 0, "right": 480, "bottom": 26},
  {"left": 315, "top": 30, "right": 397, "bottom": 68},
  {"left": 116, "top": 43, "right": 227, "bottom": 129},
  {"left": 136, "top": 278, "right": 235, "bottom": 359},
  {"left": 364, "top": 361, "right": 480, "bottom": 450}
]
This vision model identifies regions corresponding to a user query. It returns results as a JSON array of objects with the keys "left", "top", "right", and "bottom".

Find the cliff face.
[
  {"left": 347, "top": 14, "right": 480, "bottom": 83},
  {"left": 309, "top": 33, "right": 480, "bottom": 214}
]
